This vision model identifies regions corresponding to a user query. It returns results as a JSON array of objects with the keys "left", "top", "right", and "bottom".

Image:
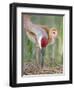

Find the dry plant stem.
[{"left": 51, "top": 40, "right": 56, "bottom": 66}]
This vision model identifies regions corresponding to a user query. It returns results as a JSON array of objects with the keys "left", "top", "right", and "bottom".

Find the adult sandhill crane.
[{"left": 23, "top": 15, "right": 58, "bottom": 68}]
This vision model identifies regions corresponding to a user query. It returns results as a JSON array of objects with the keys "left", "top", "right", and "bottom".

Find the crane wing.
[{"left": 26, "top": 31, "right": 37, "bottom": 44}]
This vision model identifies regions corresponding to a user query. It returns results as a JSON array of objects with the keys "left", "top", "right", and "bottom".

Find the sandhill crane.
[{"left": 23, "top": 15, "right": 58, "bottom": 68}]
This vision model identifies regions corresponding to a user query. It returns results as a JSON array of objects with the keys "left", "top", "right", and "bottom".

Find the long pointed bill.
[
  {"left": 40, "top": 37, "right": 48, "bottom": 68},
  {"left": 40, "top": 48, "right": 45, "bottom": 68},
  {"left": 35, "top": 46, "right": 40, "bottom": 68}
]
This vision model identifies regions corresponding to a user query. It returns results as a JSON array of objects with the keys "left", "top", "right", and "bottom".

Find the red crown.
[{"left": 41, "top": 37, "right": 48, "bottom": 48}]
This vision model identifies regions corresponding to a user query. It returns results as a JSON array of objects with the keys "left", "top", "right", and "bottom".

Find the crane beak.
[{"left": 40, "top": 48, "right": 45, "bottom": 68}]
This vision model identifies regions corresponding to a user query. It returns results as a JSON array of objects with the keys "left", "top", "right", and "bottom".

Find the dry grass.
[{"left": 23, "top": 62, "right": 63, "bottom": 75}]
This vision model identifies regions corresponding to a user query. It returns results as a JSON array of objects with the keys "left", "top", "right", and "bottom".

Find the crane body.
[{"left": 23, "top": 15, "right": 58, "bottom": 68}]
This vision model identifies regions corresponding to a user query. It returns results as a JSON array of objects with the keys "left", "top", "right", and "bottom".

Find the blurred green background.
[{"left": 22, "top": 14, "right": 63, "bottom": 67}]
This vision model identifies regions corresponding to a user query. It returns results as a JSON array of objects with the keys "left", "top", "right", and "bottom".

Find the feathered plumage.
[{"left": 23, "top": 15, "right": 58, "bottom": 67}]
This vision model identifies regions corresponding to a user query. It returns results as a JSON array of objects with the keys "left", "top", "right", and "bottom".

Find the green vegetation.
[{"left": 22, "top": 15, "right": 63, "bottom": 66}]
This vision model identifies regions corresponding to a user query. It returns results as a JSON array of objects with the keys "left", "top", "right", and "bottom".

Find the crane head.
[{"left": 41, "top": 37, "right": 48, "bottom": 48}]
